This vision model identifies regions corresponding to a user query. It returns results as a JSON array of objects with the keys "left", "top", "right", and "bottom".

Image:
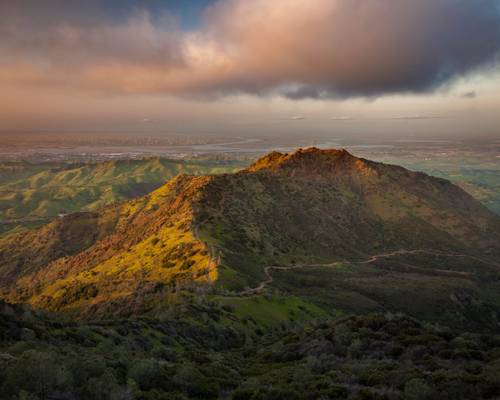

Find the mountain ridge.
[
  {"left": 0, "top": 157, "right": 245, "bottom": 236},
  {"left": 1, "top": 148, "right": 500, "bottom": 328}
]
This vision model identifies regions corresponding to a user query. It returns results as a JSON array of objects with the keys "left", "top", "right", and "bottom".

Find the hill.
[
  {"left": 1, "top": 148, "right": 500, "bottom": 329},
  {"left": 0, "top": 157, "right": 245, "bottom": 235},
  {"left": 370, "top": 150, "right": 500, "bottom": 215}
]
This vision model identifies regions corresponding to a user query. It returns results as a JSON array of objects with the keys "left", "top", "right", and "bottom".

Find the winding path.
[
  {"left": 357, "top": 249, "right": 500, "bottom": 267},
  {"left": 233, "top": 249, "right": 499, "bottom": 297},
  {"left": 193, "top": 219, "right": 499, "bottom": 296},
  {"left": 238, "top": 265, "right": 303, "bottom": 295}
]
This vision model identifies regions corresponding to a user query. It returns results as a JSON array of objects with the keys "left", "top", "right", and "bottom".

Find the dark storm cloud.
[{"left": 200, "top": 0, "right": 500, "bottom": 98}]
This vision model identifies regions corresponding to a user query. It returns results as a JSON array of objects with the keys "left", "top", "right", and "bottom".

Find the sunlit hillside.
[{"left": 0, "top": 158, "right": 245, "bottom": 235}]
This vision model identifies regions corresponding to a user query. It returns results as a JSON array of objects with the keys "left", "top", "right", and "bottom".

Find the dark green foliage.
[
  {"left": 128, "top": 360, "right": 163, "bottom": 391},
  {"left": 2, "top": 300, "right": 500, "bottom": 400},
  {"left": 2, "top": 350, "right": 71, "bottom": 399}
]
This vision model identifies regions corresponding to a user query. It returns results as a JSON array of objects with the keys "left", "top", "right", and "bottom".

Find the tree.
[{"left": 4, "top": 350, "right": 71, "bottom": 400}]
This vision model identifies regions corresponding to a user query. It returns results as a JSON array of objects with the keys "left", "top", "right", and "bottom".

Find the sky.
[{"left": 1, "top": 0, "right": 500, "bottom": 139}]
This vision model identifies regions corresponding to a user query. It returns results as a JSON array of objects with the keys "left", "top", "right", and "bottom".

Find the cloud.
[
  {"left": 0, "top": 0, "right": 499, "bottom": 99},
  {"left": 0, "top": 9, "right": 181, "bottom": 66},
  {"left": 330, "top": 116, "right": 353, "bottom": 121},
  {"left": 0, "top": 4, "right": 184, "bottom": 92},
  {"left": 460, "top": 91, "right": 477, "bottom": 99},
  {"left": 290, "top": 115, "right": 305, "bottom": 120},
  {"left": 387, "top": 115, "right": 442, "bottom": 120}
]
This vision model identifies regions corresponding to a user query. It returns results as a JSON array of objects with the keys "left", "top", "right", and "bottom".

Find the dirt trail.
[
  {"left": 356, "top": 249, "right": 422, "bottom": 264},
  {"left": 357, "top": 249, "right": 500, "bottom": 268},
  {"left": 235, "top": 249, "right": 499, "bottom": 297},
  {"left": 238, "top": 266, "right": 303, "bottom": 295},
  {"left": 193, "top": 218, "right": 499, "bottom": 296}
]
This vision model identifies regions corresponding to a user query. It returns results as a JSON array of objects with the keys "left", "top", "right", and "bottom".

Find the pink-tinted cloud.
[{"left": 0, "top": 0, "right": 499, "bottom": 99}]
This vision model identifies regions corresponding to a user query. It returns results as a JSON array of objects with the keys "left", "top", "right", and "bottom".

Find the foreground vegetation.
[{"left": 2, "top": 298, "right": 500, "bottom": 400}]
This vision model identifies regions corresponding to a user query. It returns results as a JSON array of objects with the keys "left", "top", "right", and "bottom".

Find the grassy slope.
[
  {"left": 372, "top": 155, "right": 500, "bottom": 215},
  {"left": 0, "top": 158, "right": 245, "bottom": 235},
  {"left": 196, "top": 149, "right": 500, "bottom": 331},
  {"left": 271, "top": 254, "right": 500, "bottom": 332}
]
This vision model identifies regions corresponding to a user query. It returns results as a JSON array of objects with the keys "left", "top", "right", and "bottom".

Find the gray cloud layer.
[{"left": 1, "top": 0, "right": 499, "bottom": 99}]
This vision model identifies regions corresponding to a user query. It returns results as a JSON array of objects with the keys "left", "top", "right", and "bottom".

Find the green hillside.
[
  {"left": 0, "top": 158, "right": 245, "bottom": 235},
  {"left": 2, "top": 148, "right": 500, "bottom": 331},
  {"left": 369, "top": 154, "right": 500, "bottom": 215},
  {"left": 1, "top": 153, "right": 498, "bottom": 240}
]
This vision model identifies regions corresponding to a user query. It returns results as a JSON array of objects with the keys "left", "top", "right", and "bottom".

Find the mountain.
[{"left": 1, "top": 148, "right": 500, "bottom": 329}]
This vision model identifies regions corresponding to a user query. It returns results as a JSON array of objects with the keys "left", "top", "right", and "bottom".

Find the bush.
[
  {"left": 173, "top": 364, "right": 219, "bottom": 399},
  {"left": 128, "top": 359, "right": 163, "bottom": 391},
  {"left": 232, "top": 387, "right": 255, "bottom": 400},
  {"left": 3, "top": 350, "right": 72, "bottom": 399},
  {"left": 404, "top": 378, "right": 433, "bottom": 400}
]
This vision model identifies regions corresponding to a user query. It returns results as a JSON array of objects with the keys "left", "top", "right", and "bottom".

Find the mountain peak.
[
  {"left": 247, "top": 147, "right": 370, "bottom": 176},
  {"left": 2, "top": 147, "right": 500, "bottom": 319}
]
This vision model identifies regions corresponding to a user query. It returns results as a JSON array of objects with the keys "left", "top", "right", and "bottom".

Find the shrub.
[
  {"left": 404, "top": 378, "right": 433, "bottom": 400},
  {"left": 128, "top": 359, "right": 163, "bottom": 391}
]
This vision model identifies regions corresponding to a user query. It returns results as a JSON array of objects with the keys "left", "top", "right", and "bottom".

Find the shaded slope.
[
  {"left": 197, "top": 148, "right": 500, "bottom": 330},
  {"left": 199, "top": 148, "right": 500, "bottom": 287},
  {"left": 0, "top": 210, "right": 120, "bottom": 286}
]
